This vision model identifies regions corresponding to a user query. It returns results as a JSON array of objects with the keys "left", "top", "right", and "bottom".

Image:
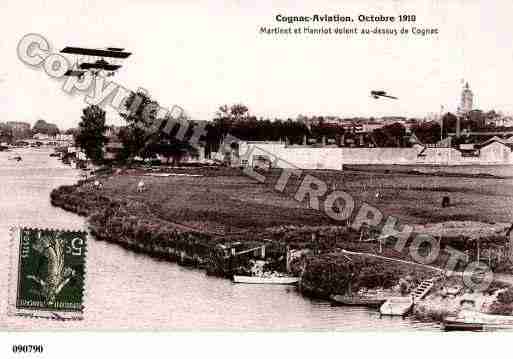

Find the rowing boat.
[
  {"left": 330, "top": 294, "right": 386, "bottom": 308},
  {"left": 233, "top": 275, "right": 299, "bottom": 285},
  {"left": 380, "top": 297, "right": 413, "bottom": 316}
]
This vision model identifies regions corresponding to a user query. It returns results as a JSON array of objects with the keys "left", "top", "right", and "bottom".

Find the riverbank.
[
  {"left": 50, "top": 164, "right": 513, "bottom": 323},
  {"left": 4, "top": 150, "right": 437, "bottom": 330}
]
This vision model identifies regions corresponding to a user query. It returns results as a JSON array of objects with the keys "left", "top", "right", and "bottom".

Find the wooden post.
[
  {"left": 286, "top": 246, "right": 291, "bottom": 273},
  {"left": 509, "top": 230, "right": 513, "bottom": 263},
  {"left": 260, "top": 245, "right": 266, "bottom": 259}
]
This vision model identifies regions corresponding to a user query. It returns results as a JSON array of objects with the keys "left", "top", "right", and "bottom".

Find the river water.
[{"left": 0, "top": 149, "right": 439, "bottom": 330}]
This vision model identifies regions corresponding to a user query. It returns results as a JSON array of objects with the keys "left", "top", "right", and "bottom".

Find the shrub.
[{"left": 498, "top": 287, "right": 513, "bottom": 305}]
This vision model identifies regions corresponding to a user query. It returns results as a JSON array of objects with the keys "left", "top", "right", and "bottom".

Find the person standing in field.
[{"left": 137, "top": 180, "right": 146, "bottom": 193}]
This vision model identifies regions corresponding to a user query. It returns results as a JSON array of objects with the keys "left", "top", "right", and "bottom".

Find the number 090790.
[{"left": 12, "top": 344, "right": 44, "bottom": 354}]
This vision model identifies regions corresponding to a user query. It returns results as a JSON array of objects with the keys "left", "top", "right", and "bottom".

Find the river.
[{"left": 0, "top": 148, "right": 439, "bottom": 330}]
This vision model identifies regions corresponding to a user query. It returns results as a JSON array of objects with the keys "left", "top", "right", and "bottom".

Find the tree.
[
  {"left": 64, "top": 128, "right": 79, "bottom": 136},
  {"left": 116, "top": 126, "right": 144, "bottom": 161},
  {"left": 146, "top": 139, "right": 198, "bottom": 165},
  {"left": 441, "top": 112, "right": 458, "bottom": 136},
  {"left": 117, "top": 90, "right": 202, "bottom": 164},
  {"left": 32, "top": 119, "right": 60, "bottom": 136},
  {"left": 468, "top": 110, "right": 485, "bottom": 129},
  {"left": 0, "top": 123, "right": 13, "bottom": 143},
  {"left": 410, "top": 121, "right": 441, "bottom": 144},
  {"left": 387, "top": 122, "right": 406, "bottom": 146},
  {"left": 230, "top": 104, "right": 249, "bottom": 120},
  {"left": 75, "top": 105, "right": 108, "bottom": 164},
  {"left": 213, "top": 103, "right": 250, "bottom": 138},
  {"left": 118, "top": 90, "right": 160, "bottom": 161}
]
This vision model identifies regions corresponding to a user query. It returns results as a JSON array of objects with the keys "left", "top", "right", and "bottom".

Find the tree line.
[
  {"left": 0, "top": 119, "right": 62, "bottom": 143},
  {"left": 74, "top": 90, "right": 510, "bottom": 165}
]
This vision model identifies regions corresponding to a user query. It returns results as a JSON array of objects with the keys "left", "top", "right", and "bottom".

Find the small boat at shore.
[
  {"left": 442, "top": 318, "right": 484, "bottom": 331},
  {"left": 380, "top": 297, "right": 413, "bottom": 316},
  {"left": 330, "top": 294, "right": 386, "bottom": 308},
  {"left": 233, "top": 275, "right": 299, "bottom": 285},
  {"left": 442, "top": 310, "right": 513, "bottom": 331}
]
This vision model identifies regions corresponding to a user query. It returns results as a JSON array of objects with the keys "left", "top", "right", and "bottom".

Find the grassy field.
[
  {"left": 345, "top": 164, "right": 513, "bottom": 178},
  {"left": 51, "top": 165, "right": 513, "bottom": 299},
  {"left": 340, "top": 170, "right": 513, "bottom": 225},
  {"left": 93, "top": 165, "right": 513, "bottom": 233},
  {"left": 93, "top": 167, "right": 334, "bottom": 235}
]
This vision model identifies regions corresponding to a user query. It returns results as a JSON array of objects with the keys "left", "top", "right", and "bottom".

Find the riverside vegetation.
[{"left": 50, "top": 165, "right": 513, "bottom": 318}]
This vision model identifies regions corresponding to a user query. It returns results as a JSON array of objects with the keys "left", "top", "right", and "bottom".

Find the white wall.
[
  {"left": 480, "top": 142, "right": 512, "bottom": 163},
  {"left": 239, "top": 142, "right": 343, "bottom": 170},
  {"left": 237, "top": 141, "right": 513, "bottom": 169}
]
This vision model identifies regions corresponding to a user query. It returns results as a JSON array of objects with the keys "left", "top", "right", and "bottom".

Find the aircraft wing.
[
  {"left": 381, "top": 94, "right": 398, "bottom": 99},
  {"left": 79, "top": 63, "right": 122, "bottom": 71},
  {"left": 61, "top": 47, "right": 131, "bottom": 59}
]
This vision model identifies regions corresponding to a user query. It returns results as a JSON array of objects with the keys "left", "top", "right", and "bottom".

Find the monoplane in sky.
[{"left": 371, "top": 90, "right": 398, "bottom": 100}]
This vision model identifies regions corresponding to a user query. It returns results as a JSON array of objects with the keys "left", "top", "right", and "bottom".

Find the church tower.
[{"left": 458, "top": 82, "right": 473, "bottom": 115}]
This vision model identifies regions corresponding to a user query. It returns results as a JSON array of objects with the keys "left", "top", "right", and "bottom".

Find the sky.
[{"left": 1, "top": 0, "right": 513, "bottom": 130}]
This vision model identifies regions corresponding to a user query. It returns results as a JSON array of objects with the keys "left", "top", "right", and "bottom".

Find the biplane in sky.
[
  {"left": 370, "top": 90, "right": 398, "bottom": 100},
  {"left": 60, "top": 46, "right": 132, "bottom": 78}
]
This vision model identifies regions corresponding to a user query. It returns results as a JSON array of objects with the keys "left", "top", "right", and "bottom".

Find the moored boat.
[
  {"left": 442, "top": 318, "right": 483, "bottom": 331},
  {"left": 380, "top": 297, "right": 413, "bottom": 316},
  {"left": 330, "top": 294, "right": 386, "bottom": 308},
  {"left": 442, "top": 310, "right": 513, "bottom": 331},
  {"left": 233, "top": 275, "right": 299, "bottom": 285}
]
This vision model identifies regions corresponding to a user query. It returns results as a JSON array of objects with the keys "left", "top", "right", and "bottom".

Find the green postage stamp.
[{"left": 8, "top": 228, "right": 87, "bottom": 320}]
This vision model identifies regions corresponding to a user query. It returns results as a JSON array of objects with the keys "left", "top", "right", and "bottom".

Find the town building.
[
  {"left": 33, "top": 133, "right": 51, "bottom": 140},
  {"left": 486, "top": 115, "right": 513, "bottom": 128},
  {"left": 458, "top": 82, "right": 474, "bottom": 115},
  {"left": 227, "top": 136, "right": 513, "bottom": 169},
  {"left": 6, "top": 121, "right": 31, "bottom": 132}
]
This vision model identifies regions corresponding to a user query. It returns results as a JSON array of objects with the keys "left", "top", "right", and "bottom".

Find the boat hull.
[
  {"left": 380, "top": 298, "right": 413, "bottom": 316},
  {"left": 442, "top": 311, "right": 513, "bottom": 331},
  {"left": 330, "top": 294, "right": 386, "bottom": 308},
  {"left": 233, "top": 275, "right": 299, "bottom": 285},
  {"left": 442, "top": 319, "right": 483, "bottom": 331}
]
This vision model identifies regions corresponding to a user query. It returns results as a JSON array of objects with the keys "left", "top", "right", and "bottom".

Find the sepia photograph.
[{"left": 1, "top": 0, "right": 513, "bottom": 357}]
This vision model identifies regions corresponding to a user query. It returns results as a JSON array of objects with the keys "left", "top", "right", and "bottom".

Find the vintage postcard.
[{"left": 1, "top": 0, "right": 513, "bottom": 357}]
